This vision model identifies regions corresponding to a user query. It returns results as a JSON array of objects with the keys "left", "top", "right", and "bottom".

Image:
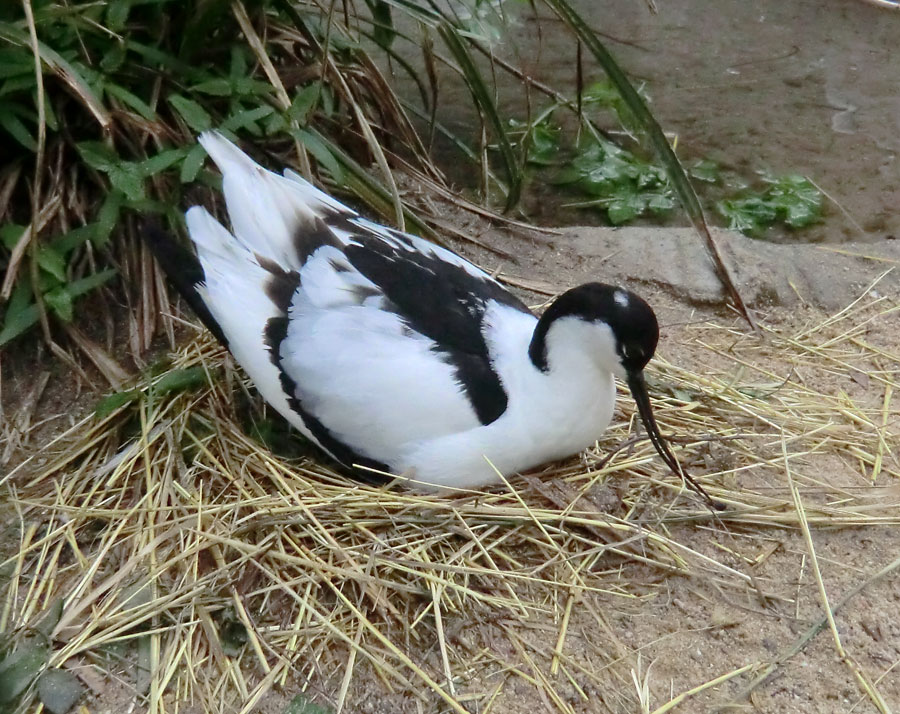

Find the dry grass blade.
[
  {"left": 784, "top": 437, "right": 892, "bottom": 714},
  {"left": 2, "top": 289, "right": 899, "bottom": 713}
]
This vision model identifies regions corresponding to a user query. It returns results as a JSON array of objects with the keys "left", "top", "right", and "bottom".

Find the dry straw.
[{"left": 1, "top": 285, "right": 898, "bottom": 713}]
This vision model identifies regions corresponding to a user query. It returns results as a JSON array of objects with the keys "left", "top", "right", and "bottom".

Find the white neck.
[{"left": 400, "top": 305, "right": 620, "bottom": 489}]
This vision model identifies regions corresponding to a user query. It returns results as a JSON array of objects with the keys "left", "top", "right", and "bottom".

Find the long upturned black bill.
[{"left": 627, "top": 372, "right": 724, "bottom": 511}]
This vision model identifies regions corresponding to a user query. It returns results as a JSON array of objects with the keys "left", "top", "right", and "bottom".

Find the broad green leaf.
[
  {"left": 95, "top": 193, "right": 122, "bottom": 246},
  {"left": 94, "top": 390, "right": 141, "bottom": 419},
  {"left": 689, "top": 159, "right": 720, "bottom": 184},
  {"left": 106, "top": 0, "right": 132, "bottom": 32},
  {"left": 543, "top": 0, "right": 707, "bottom": 229},
  {"left": 151, "top": 366, "right": 208, "bottom": 396},
  {"left": 221, "top": 105, "right": 275, "bottom": 133},
  {"left": 64, "top": 268, "right": 117, "bottom": 298},
  {"left": 284, "top": 693, "right": 334, "bottom": 714},
  {"left": 105, "top": 83, "right": 157, "bottom": 121},
  {"left": 0, "top": 277, "right": 40, "bottom": 347},
  {"left": 191, "top": 78, "right": 233, "bottom": 96},
  {"left": 232, "top": 77, "right": 275, "bottom": 97},
  {"left": 716, "top": 196, "right": 777, "bottom": 234},
  {"left": 0, "top": 223, "right": 25, "bottom": 250},
  {"left": 168, "top": 94, "right": 212, "bottom": 132},
  {"left": 34, "top": 600, "right": 64, "bottom": 639},
  {"left": 76, "top": 141, "right": 119, "bottom": 172},
  {"left": 37, "top": 669, "right": 83, "bottom": 714},
  {"left": 0, "top": 105, "right": 37, "bottom": 151},
  {"left": 45, "top": 287, "right": 74, "bottom": 322},
  {"left": 264, "top": 111, "right": 287, "bottom": 134},
  {"left": 37, "top": 245, "right": 67, "bottom": 282},
  {"left": 138, "top": 148, "right": 186, "bottom": 177},
  {"left": 180, "top": 143, "right": 207, "bottom": 183},
  {"left": 229, "top": 46, "right": 248, "bottom": 80},
  {"left": 108, "top": 165, "right": 145, "bottom": 201},
  {"left": 50, "top": 225, "right": 97, "bottom": 256},
  {"left": 100, "top": 44, "right": 127, "bottom": 73},
  {"left": 0, "top": 75, "right": 36, "bottom": 98},
  {"left": 0, "top": 49, "right": 33, "bottom": 79},
  {"left": 288, "top": 85, "right": 320, "bottom": 125},
  {"left": 289, "top": 128, "right": 344, "bottom": 183},
  {"left": 0, "top": 639, "right": 48, "bottom": 704}
]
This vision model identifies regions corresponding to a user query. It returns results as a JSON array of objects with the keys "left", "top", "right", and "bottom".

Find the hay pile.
[{"left": 2, "top": 287, "right": 898, "bottom": 714}]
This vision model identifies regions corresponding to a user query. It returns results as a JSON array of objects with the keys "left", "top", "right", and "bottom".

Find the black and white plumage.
[{"left": 148, "top": 132, "right": 717, "bottom": 507}]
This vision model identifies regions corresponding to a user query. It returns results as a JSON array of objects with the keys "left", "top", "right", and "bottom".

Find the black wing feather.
[
  {"left": 344, "top": 234, "right": 532, "bottom": 425},
  {"left": 142, "top": 221, "right": 229, "bottom": 347}
]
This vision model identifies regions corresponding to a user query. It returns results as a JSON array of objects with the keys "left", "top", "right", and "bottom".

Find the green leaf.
[
  {"left": 689, "top": 159, "right": 719, "bottom": 184},
  {"left": 180, "top": 143, "right": 207, "bottom": 183},
  {"left": 50, "top": 225, "right": 98, "bottom": 256},
  {"left": 37, "top": 669, "right": 83, "bottom": 714},
  {"left": 287, "top": 85, "right": 319, "bottom": 125},
  {"left": 716, "top": 196, "right": 777, "bottom": 234},
  {"left": 34, "top": 600, "right": 64, "bottom": 640},
  {"left": 544, "top": 0, "right": 707, "bottom": 230},
  {"left": 105, "top": 83, "right": 157, "bottom": 121},
  {"left": 191, "top": 78, "right": 233, "bottom": 96},
  {"left": 0, "top": 104, "right": 37, "bottom": 151},
  {"left": 365, "top": 0, "right": 395, "bottom": 50},
  {"left": 219, "top": 618, "right": 247, "bottom": 657},
  {"left": 231, "top": 77, "right": 275, "bottom": 97},
  {"left": 138, "top": 148, "right": 186, "bottom": 177},
  {"left": 289, "top": 128, "right": 344, "bottom": 183},
  {"left": 647, "top": 192, "right": 675, "bottom": 214},
  {"left": 284, "top": 693, "right": 334, "bottom": 714},
  {"left": 766, "top": 174, "right": 822, "bottom": 228},
  {"left": 64, "top": 268, "right": 117, "bottom": 299},
  {"left": 108, "top": 165, "right": 145, "bottom": 201},
  {"left": 106, "top": 0, "right": 132, "bottom": 32},
  {"left": 0, "top": 639, "right": 48, "bottom": 704},
  {"left": 0, "top": 223, "right": 26, "bottom": 250},
  {"left": 0, "top": 49, "right": 34, "bottom": 80},
  {"left": 100, "top": 44, "right": 127, "bottom": 73},
  {"left": 44, "top": 287, "right": 74, "bottom": 322},
  {"left": 221, "top": 105, "right": 275, "bottom": 133},
  {"left": 229, "top": 46, "right": 248, "bottom": 80},
  {"left": 168, "top": 94, "right": 212, "bottom": 132},
  {"left": 607, "top": 193, "right": 644, "bottom": 225},
  {"left": 95, "top": 390, "right": 141, "bottom": 419},
  {"left": 95, "top": 193, "right": 122, "bottom": 247},
  {"left": 76, "top": 141, "right": 119, "bottom": 172},
  {"left": 37, "top": 245, "right": 67, "bottom": 282},
  {"left": 0, "top": 278, "right": 40, "bottom": 347},
  {"left": 151, "top": 366, "right": 208, "bottom": 396},
  {"left": 264, "top": 111, "right": 287, "bottom": 134}
]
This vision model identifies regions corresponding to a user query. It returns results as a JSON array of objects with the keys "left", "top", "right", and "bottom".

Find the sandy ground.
[{"left": 426, "top": 0, "right": 900, "bottom": 244}]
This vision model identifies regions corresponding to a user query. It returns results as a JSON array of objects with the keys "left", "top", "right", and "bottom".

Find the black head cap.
[
  {"left": 529, "top": 283, "right": 724, "bottom": 512},
  {"left": 529, "top": 283, "right": 659, "bottom": 374}
]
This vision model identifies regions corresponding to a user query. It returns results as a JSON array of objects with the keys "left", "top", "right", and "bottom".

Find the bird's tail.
[{"left": 142, "top": 219, "right": 229, "bottom": 347}]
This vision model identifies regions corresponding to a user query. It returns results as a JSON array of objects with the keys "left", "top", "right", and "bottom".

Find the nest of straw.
[{"left": 2, "top": 287, "right": 898, "bottom": 713}]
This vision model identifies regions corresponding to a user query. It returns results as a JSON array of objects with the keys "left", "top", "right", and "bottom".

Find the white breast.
[{"left": 397, "top": 304, "right": 618, "bottom": 489}]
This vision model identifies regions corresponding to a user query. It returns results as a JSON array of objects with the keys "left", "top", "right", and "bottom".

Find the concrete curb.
[{"left": 552, "top": 227, "right": 900, "bottom": 310}]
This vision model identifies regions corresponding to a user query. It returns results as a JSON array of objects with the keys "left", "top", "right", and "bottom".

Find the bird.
[{"left": 146, "top": 131, "right": 719, "bottom": 508}]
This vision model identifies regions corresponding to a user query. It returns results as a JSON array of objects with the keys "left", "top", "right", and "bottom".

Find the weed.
[
  {"left": 1, "top": 0, "right": 731, "bottom": 352},
  {"left": 717, "top": 173, "right": 823, "bottom": 236}
]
